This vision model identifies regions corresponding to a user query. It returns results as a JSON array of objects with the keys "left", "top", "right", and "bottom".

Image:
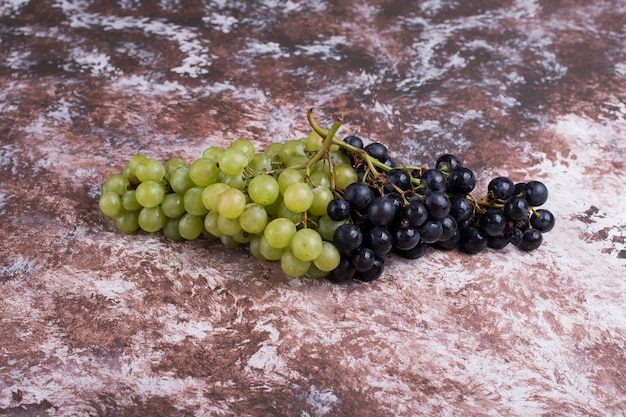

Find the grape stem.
[{"left": 303, "top": 110, "right": 343, "bottom": 171}]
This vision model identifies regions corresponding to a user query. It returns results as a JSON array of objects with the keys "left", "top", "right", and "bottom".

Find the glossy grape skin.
[
  {"left": 366, "top": 197, "right": 397, "bottom": 227},
  {"left": 332, "top": 258, "right": 356, "bottom": 283},
  {"left": 343, "top": 135, "right": 364, "bottom": 149},
  {"left": 447, "top": 167, "right": 476, "bottom": 194},
  {"left": 188, "top": 158, "right": 219, "bottom": 187},
  {"left": 392, "top": 226, "right": 421, "bottom": 250},
  {"left": 354, "top": 256, "right": 384, "bottom": 282},
  {"left": 218, "top": 148, "right": 248, "bottom": 176},
  {"left": 364, "top": 142, "right": 389, "bottom": 162},
  {"left": 350, "top": 247, "right": 376, "bottom": 272},
  {"left": 488, "top": 176, "right": 515, "bottom": 200},
  {"left": 121, "top": 190, "right": 142, "bottom": 212},
  {"left": 419, "top": 219, "right": 443, "bottom": 244},
  {"left": 178, "top": 213, "right": 204, "bottom": 240},
  {"left": 524, "top": 181, "right": 549, "bottom": 206},
  {"left": 460, "top": 227, "right": 488, "bottom": 254},
  {"left": 248, "top": 174, "right": 280, "bottom": 206},
  {"left": 530, "top": 209, "right": 555, "bottom": 232},
  {"left": 333, "top": 164, "right": 359, "bottom": 189},
  {"left": 439, "top": 216, "right": 458, "bottom": 241},
  {"left": 135, "top": 180, "right": 165, "bottom": 208},
  {"left": 364, "top": 226, "right": 393, "bottom": 256},
  {"left": 421, "top": 169, "right": 447, "bottom": 193},
  {"left": 99, "top": 191, "right": 122, "bottom": 218},
  {"left": 264, "top": 218, "right": 297, "bottom": 249},
  {"left": 435, "top": 227, "right": 461, "bottom": 250},
  {"left": 504, "top": 197, "right": 529, "bottom": 221},
  {"left": 238, "top": 203, "right": 268, "bottom": 234},
  {"left": 135, "top": 157, "right": 165, "bottom": 183},
  {"left": 449, "top": 195, "right": 473, "bottom": 222},
  {"left": 283, "top": 182, "right": 314, "bottom": 213},
  {"left": 404, "top": 201, "right": 428, "bottom": 227},
  {"left": 343, "top": 182, "right": 374, "bottom": 212},
  {"left": 102, "top": 174, "right": 129, "bottom": 195},
  {"left": 309, "top": 187, "right": 334, "bottom": 216},
  {"left": 435, "top": 154, "right": 461, "bottom": 172},
  {"left": 327, "top": 198, "right": 351, "bottom": 221},
  {"left": 395, "top": 240, "right": 429, "bottom": 259},
  {"left": 518, "top": 229, "right": 543, "bottom": 251},
  {"left": 115, "top": 209, "right": 139, "bottom": 234},
  {"left": 384, "top": 169, "right": 412, "bottom": 192},
  {"left": 333, "top": 224, "right": 363, "bottom": 255},
  {"left": 313, "top": 241, "right": 341, "bottom": 272},
  {"left": 487, "top": 234, "right": 509, "bottom": 249},
  {"left": 424, "top": 192, "right": 451, "bottom": 219},
  {"left": 290, "top": 228, "right": 323, "bottom": 262},
  {"left": 281, "top": 249, "right": 311, "bottom": 277},
  {"left": 138, "top": 206, "right": 165, "bottom": 232},
  {"left": 479, "top": 208, "right": 507, "bottom": 237}
]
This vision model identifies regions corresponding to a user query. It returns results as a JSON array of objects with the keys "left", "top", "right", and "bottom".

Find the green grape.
[
  {"left": 217, "top": 214, "right": 242, "bottom": 236},
  {"left": 248, "top": 174, "right": 280, "bottom": 206},
  {"left": 264, "top": 195, "right": 282, "bottom": 217},
  {"left": 283, "top": 182, "right": 314, "bottom": 213},
  {"left": 309, "top": 186, "right": 333, "bottom": 216},
  {"left": 217, "top": 188, "right": 246, "bottom": 219},
  {"left": 285, "top": 155, "right": 309, "bottom": 168},
  {"left": 169, "top": 166, "right": 195, "bottom": 194},
  {"left": 330, "top": 150, "right": 351, "bottom": 166},
  {"left": 279, "top": 139, "right": 306, "bottom": 163},
  {"left": 312, "top": 159, "right": 330, "bottom": 173},
  {"left": 188, "top": 158, "right": 219, "bottom": 187},
  {"left": 278, "top": 168, "right": 304, "bottom": 194},
  {"left": 238, "top": 203, "right": 268, "bottom": 234},
  {"left": 218, "top": 148, "right": 248, "bottom": 176},
  {"left": 290, "top": 228, "right": 323, "bottom": 261},
  {"left": 248, "top": 153, "right": 272, "bottom": 174},
  {"left": 313, "top": 241, "right": 341, "bottom": 272},
  {"left": 121, "top": 190, "right": 142, "bottom": 211},
  {"left": 220, "top": 235, "right": 240, "bottom": 248},
  {"left": 309, "top": 171, "right": 331, "bottom": 188},
  {"left": 165, "top": 158, "right": 187, "bottom": 178},
  {"left": 178, "top": 213, "right": 204, "bottom": 240},
  {"left": 264, "top": 142, "right": 283, "bottom": 163},
  {"left": 123, "top": 154, "right": 147, "bottom": 178},
  {"left": 249, "top": 235, "right": 266, "bottom": 260},
  {"left": 221, "top": 173, "right": 247, "bottom": 190},
  {"left": 232, "top": 230, "right": 254, "bottom": 244},
  {"left": 306, "top": 263, "right": 330, "bottom": 279},
  {"left": 317, "top": 214, "right": 346, "bottom": 241},
  {"left": 202, "top": 146, "right": 224, "bottom": 160},
  {"left": 202, "top": 183, "right": 230, "bottom": 212},
  {"left": 99, "top": 191, "right": 122, "bottom": 218},
  {"left": 264, "top": 218, "right": 296, "bottom": 248},
  {"left": 203, "top": 211, "right": 223, "bottom": 237},
  {"left": 163, "top": 217, "right": 183, "bottom": 241},
  {"left": 161, "top": 193, "right": 186, "bottom": 218},
  {"left": 276, "top": 201, "right": 303, "bottom": 225},
  {"left": 184, "top": 186, "right": 209, "bottom": 216},
  {"left": 305, "top": 130, "right": 324, "bottom": 151},
  {"left": 259, "top": 235, "right": 284, "bottom": 260},
  {"left": 102, "top": 174, "right": 129, "bottom": 195},
  {"left": 333, "top": 164, "right": 358, "bottom": 189},
  {"left": 138, "top": 206, "right": 165, "bottom": 232},
  {"left": 135, "top": 180, "right": 165, "bottom": 208},
  {"left": 115, "top": 209, "right": 139, "bottom": 234},
  {"left": 135, "top": 157, "right": 165, "bottom": 183},
  {"left": 280, "top": 248, "right": 311, "bottom": 277},
  {"left": 229, "top": 139, "right": 255, "bottom": 162}
]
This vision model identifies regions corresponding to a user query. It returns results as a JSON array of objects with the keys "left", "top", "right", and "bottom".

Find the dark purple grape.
[
  {"left": 364, "top": 142, "right": 389, "bottom": 162},
  {"left": 458, "top": 217, "right": 476, "bottom": 230},
  {"left": 351, "top": 247, "right": 376, "bottom": 272},
  {"left": 524, "top": 181, "right": 548, "bottom": 206},
  {"left": 447, "top": 167, "right": 476, "bottom": 194},
  {"left": 327, "top": 198, "right": 351, "bottom": 221},
  {"left": 343, "top": 135, "right": 364, "bottom": 149},
  {"left": 333, "top": 224, "right": 363, "bottom": 255},
  {"left": 343, "top": 182, "right": 374, "bottom": 212},
  {"left": 460, "top": 227, "right": 488, "bottom": 254},
  {"left": 421, "top": 169, "right": 447, "bottom": 192},
  {"left": 529, "top": 209, "right": 555, "bottom": 232},
  {"left": 478, "top": 208, "right": 507, "bottom": 237},
  {"left": 384, "top": 168, "right": 412, "bottom": 192},
  {"left": 419, "top": 219, "right": 443, "bottom": 243},
  {"left": 365, "top": 226, "right": 393, "bottom": 256},
  {"left": 518, "top": 229, "right": 543, "bottom": 251},
  {"left": 435, "top": 227, "right": 461, "bottom": 250},
  {"left": 439, "top": 215, "right": 458, "bottom": 241},
  {"left": 488, "top": 176, "right": 515, "bottom": 200},
  {"left": 332, "top": 257, "right": 355, "bottom": 282},
  {"left": 423, "top": 192, "right": 451, "bottom": 219},
  {"left": 392, "top": 226, "right": 421, "bottom": 250},
  {"left": 385, "top": 192, "right": 405, "bottom": 211},
  {"left": 449, "top": 195, "right": 473, "bottom": 222},
  {"left": 487, "top": 234, "right": 509, "bottom": 249},
  {"left": 514, "top": 182, "right": 526, "bottom": 196},
  {"left": 355, "top": 256, "right": 384, "bottom": 282},
  {"left": 436, "top": 154, "right": 461, "bottom": 172},
  {"left": 395, "top": 240, "right": 429, "bottom": 259},
  {"left": 367, "top": 196, "right": 397, "bottom": 227},
  {"left": 504, "top": 196, "right": 529, "bottom": 221},
  {"left": 404, "top": 200, "right": 428, "bottom": 227}
]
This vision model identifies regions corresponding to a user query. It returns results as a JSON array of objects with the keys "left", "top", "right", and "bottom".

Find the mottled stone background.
[{"left": 1, "top": 0, "right": 625, "bottom": 416}]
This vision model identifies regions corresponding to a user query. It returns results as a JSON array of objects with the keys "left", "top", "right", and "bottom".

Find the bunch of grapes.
[{"left": 99, "top": 110, "right": 555, "bottom": 283}]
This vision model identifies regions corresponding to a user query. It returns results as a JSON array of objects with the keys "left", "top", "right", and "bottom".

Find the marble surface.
[{"left": 1, "top": 0, "right": 625, "bottom": 416}]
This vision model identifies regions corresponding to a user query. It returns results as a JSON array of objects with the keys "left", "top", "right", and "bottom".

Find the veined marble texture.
[{"left": 1, "top": 0, "right": 625, "bottom": 416}]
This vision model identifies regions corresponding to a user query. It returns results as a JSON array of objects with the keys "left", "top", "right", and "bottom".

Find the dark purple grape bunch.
[{"left": 328, "top": 136, "right": 555, "bottom": 283}]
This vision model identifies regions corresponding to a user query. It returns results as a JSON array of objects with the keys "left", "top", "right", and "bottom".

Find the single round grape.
[
  {"left": 518, "top": 229, "right": 543, "bottom": 251},
  {"left": 384, "top": 169, "right": 412, "bottom": 192},
  {"left": 123, "top": 154, "right": 147, "bottom": 178},
  {"left": 188, "top": 158, "right": 219, "bottom": 187},
  {"left": 367, "top": 197, "right": 396, "bottom": 227},
  {"left": 309, "top": 187, "right": 334, "bottom": 216},
  {"left": 421, "top": 169, "right": 447, "bottom": 193},
  {"left": 239, "top": 203, "right": 268, "bottom": 234},
  {"left": 332, "top": 257, "right": 356, "bottom": 282},
  {"left": 264, "top": 218, "right": 297, "bottom": 248},
  {"left": 313, "top": 241, "right": 341, "bottom": 272},
  {"left": 365, "top": 226, "right": 393, "bottom": 256},
  {"left": 354, "top": 256, "right": 384, "bottom": 282},
  {"left": 343, "top": 182, "right": 374, "bottom": 212},
  {"left": 279, "top": 139, "right": 307, "bottom": 163},
  {"left": 530, "top": 209, "right": 555, "bottom": 232},
  {"left": 138, "top": 206, "right": 165, "bottom": 232},
  {"left": 283, "top": 182, "right": 314, "bottom": 213},
  {"left": 524, "top": 181, "right": 548, "bottom": 206},
  {"left": 229, "top": 139, "right": 255, "bottom": 162},
  {"left": 291, "top": 228, "right": 323, "bottom": 261},
  {"left": 479, "top": 208, "right": 507, "bottom": 236},
  {"left": 460, "top": 227, "right": 488, "bottom": 254},
  {"left": 161, "top": 193, "right": 185, "bottom": 218},
  {"left": 439, "top": 215, "right": 458, "bottom": 241},
  {"left": 277, "top": 201, "right": 304, "bottom": 225},
  {"left": 164, "top": 158, "right": 187, "bottom": 178},
  {"left": 278, "top": 168, "right": 304, "bottom": 194},
  {"left": 309, "top": 171, "right": 331, "bottom": 188},
  {"left": 487, "top": 234, "right": 509, "bottom": 250},
  {"left": 184, "top": 186, "right": 209, "bottom": 216},
  {"left": 419, "top": 220, "right": 443, "bottom": 244},
  {"left": 317, "top": 215, "right": 347, "bottom": 241},
  {"left": 351, "top": 247, "right": 376, "bottom": 272},
  {"left": 220, "top": 234, "right": 240, "bottom": 248},
  {"left": 169, "top": 166, "right": 195, "bottom": 194},
  {"left": 218, "top": 148, "right": 248, "bottom": 176},
  {"left": 248, "top": 153, "right": 272, "bottom": 174},
  {"left": 221, "top": 173, "right": 247, "bottom": 190},
  {"left": 305, "top": 130, "right": 324, "bottom": 151},
  {"left": 259, "top": 235, "right": 284, "bottom": 260},
  {"left": 435, "top": 154, "right": 461, "bottom": 172},
  {"left": 102, "top": 173, "right": 129, "bottom": 195},
  {"left": 217, "top": 214, "right": 242, "bottom": 236},
  {"left": 343, "top": 135, "right": 364, "bottom": 149},
  {"left": 364, "top": 142, "right": 389, "bottom": 162},
  {"left": 435, "top": 227, "right": 461, "bottom": 250},
  {"left": 327, "top": 198, "right": 351, "bottom": 221},
  {"left": 202, "top": 146, "right": 224, "bottom": 161},
  {"left": 135, "top": 157, "right": 165, "bottom": 183},
  {"left": 392, "top": 226, "right": 421, "bottom": 250},
  {"left": 488, "top": 176, "right": 515, "bottom": 200},
  {"left": 201, "top": 183, "right": 230, "bottom": 212},
  {"left": 247, "top": 174, "right": 279, "bottom": 206},
  {"left": 203, "top": 211, "right": 223, "bottom": 238},
  {"left": 163, "top": 217, "right": 183, "bottom": 241},
  {"left": 424, "top": 192, "right": 451, "bottom": 219},
  {"left": 333, "top": 224, "right": 363, "bottom": 255},
  {"left": 135, "top": 180, "right": 165, "bottom": 208},
  {"left": 217, "top": 188, "right": 246, "bottom": 219},
  {"left": 333, "top": 164, "right": 358, "bottom": 189},
  {"left": 447, "top": 167, "right": 476, "bottom": 194},
  {"left": 404, "top": 200, "right": 428, "bottom": 227},
  {"left": 281, "top": 248, "right": 311, "bottom": 277},
  {"left": 178, "top": 213, "right": 204, "bottom": 240},
  {"left": 264, "top": 142, "right": 283, "bottom": 163},
  {"left": 504, "top": 196, "right": 529, "bottom": 221},
  {"left": 99, "top": 191, "right": 122, "bottom": 218},
  {"left": 115, "top": 209, "right": 139, "bottom": 234},
  {"left": 449, "top": 195, "right": 473, "bottom": 222},
  {"left": 249, "top": 235, "right": 266, "bottom": 260},
  {"left": 121, "top": 190, "right": 142, "bottom": 212}
]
